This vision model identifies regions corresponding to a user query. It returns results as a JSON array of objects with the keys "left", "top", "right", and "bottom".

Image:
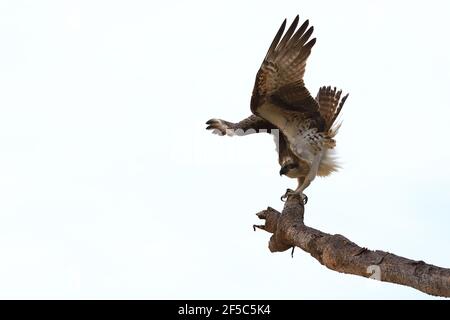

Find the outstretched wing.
[
  {"left": 316, "top": 86, "right": 349, "bottom": 132},
  {"left": 252, "top": 15, "right": 319, "bottom": 115}
]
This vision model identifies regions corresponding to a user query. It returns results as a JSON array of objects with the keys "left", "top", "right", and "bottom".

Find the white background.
[{"left": 0, "top": 0, "right": 449, "bottom": 299}]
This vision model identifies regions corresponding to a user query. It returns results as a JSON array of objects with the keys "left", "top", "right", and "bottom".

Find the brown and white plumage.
[
  {"left": 206, "top": 84, "right": 347, "bottom": 181},
  {"left": 206, "top": 15, "right": 349, "bottom": 202},
  {"left": 251, "top": 16, "right": 320, "bottom": 116},
  {"left": 316, "top": 85, "right": 348, "bottom": 135},
  {"left": 250, "top": 15, "right": 349, "bottom": 200}
]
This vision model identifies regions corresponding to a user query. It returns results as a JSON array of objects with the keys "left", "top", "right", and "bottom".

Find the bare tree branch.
[{"left": 254, "top": 195, "right": 450, "bottom": 297}]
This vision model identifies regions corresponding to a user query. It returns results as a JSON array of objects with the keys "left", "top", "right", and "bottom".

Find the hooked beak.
[{"left": 279, "top": 166, "right": 289, "bottom": 176}]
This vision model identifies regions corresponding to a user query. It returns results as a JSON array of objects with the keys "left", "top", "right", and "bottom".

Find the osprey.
[{"left": 206, "top": 15, "right": 348, "bottom": 203}]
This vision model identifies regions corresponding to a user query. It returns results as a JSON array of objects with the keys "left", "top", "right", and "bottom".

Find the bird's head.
[{"left": 279, "top": 161, "right": 300, "bottom": 178}]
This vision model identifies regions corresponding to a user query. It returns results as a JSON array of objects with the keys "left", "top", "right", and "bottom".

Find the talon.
[
  {"left": 303, "top": 194, "right": 308, "bottom": 205},
  {"left": 281, "top": 188, "right": 294, "bottom": 202}
]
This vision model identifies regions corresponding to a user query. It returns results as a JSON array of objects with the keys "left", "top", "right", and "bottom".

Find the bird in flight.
[{"left": 206, "top": 15, "right": 348, "bottom": 203}]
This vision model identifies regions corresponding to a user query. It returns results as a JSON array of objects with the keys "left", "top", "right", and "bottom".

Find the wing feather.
[
  {"left": 276, "top": 15, "right": 299, "bottom": 54},
  {"left": 316, "top": 86, "right": 349, "bottom": 131},
  {"left": 253, "top": 15, "right": 319, "bottom": 115},
  {"left": 264, "top": 19, "right": 286, "bottom": 61}
]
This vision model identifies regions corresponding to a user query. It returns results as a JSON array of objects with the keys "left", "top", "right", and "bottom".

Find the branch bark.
[{"left": 254, "top": 195, "right": 450, "bottom": 297}]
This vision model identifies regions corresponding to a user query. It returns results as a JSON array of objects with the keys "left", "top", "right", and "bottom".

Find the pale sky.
[{"left": 0, "top": 0, "right": 449, "bottom": 299}]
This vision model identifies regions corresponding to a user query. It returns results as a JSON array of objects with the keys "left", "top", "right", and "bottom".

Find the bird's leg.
[
  {"left": 292, "top": 182, "right": 309, "bottom": 205},
  {"left": 292, "top": 156, "right": 321, "bottom": 204},
  {"left": 281, "top": 177, "right": 306, "bottom": 203}
]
